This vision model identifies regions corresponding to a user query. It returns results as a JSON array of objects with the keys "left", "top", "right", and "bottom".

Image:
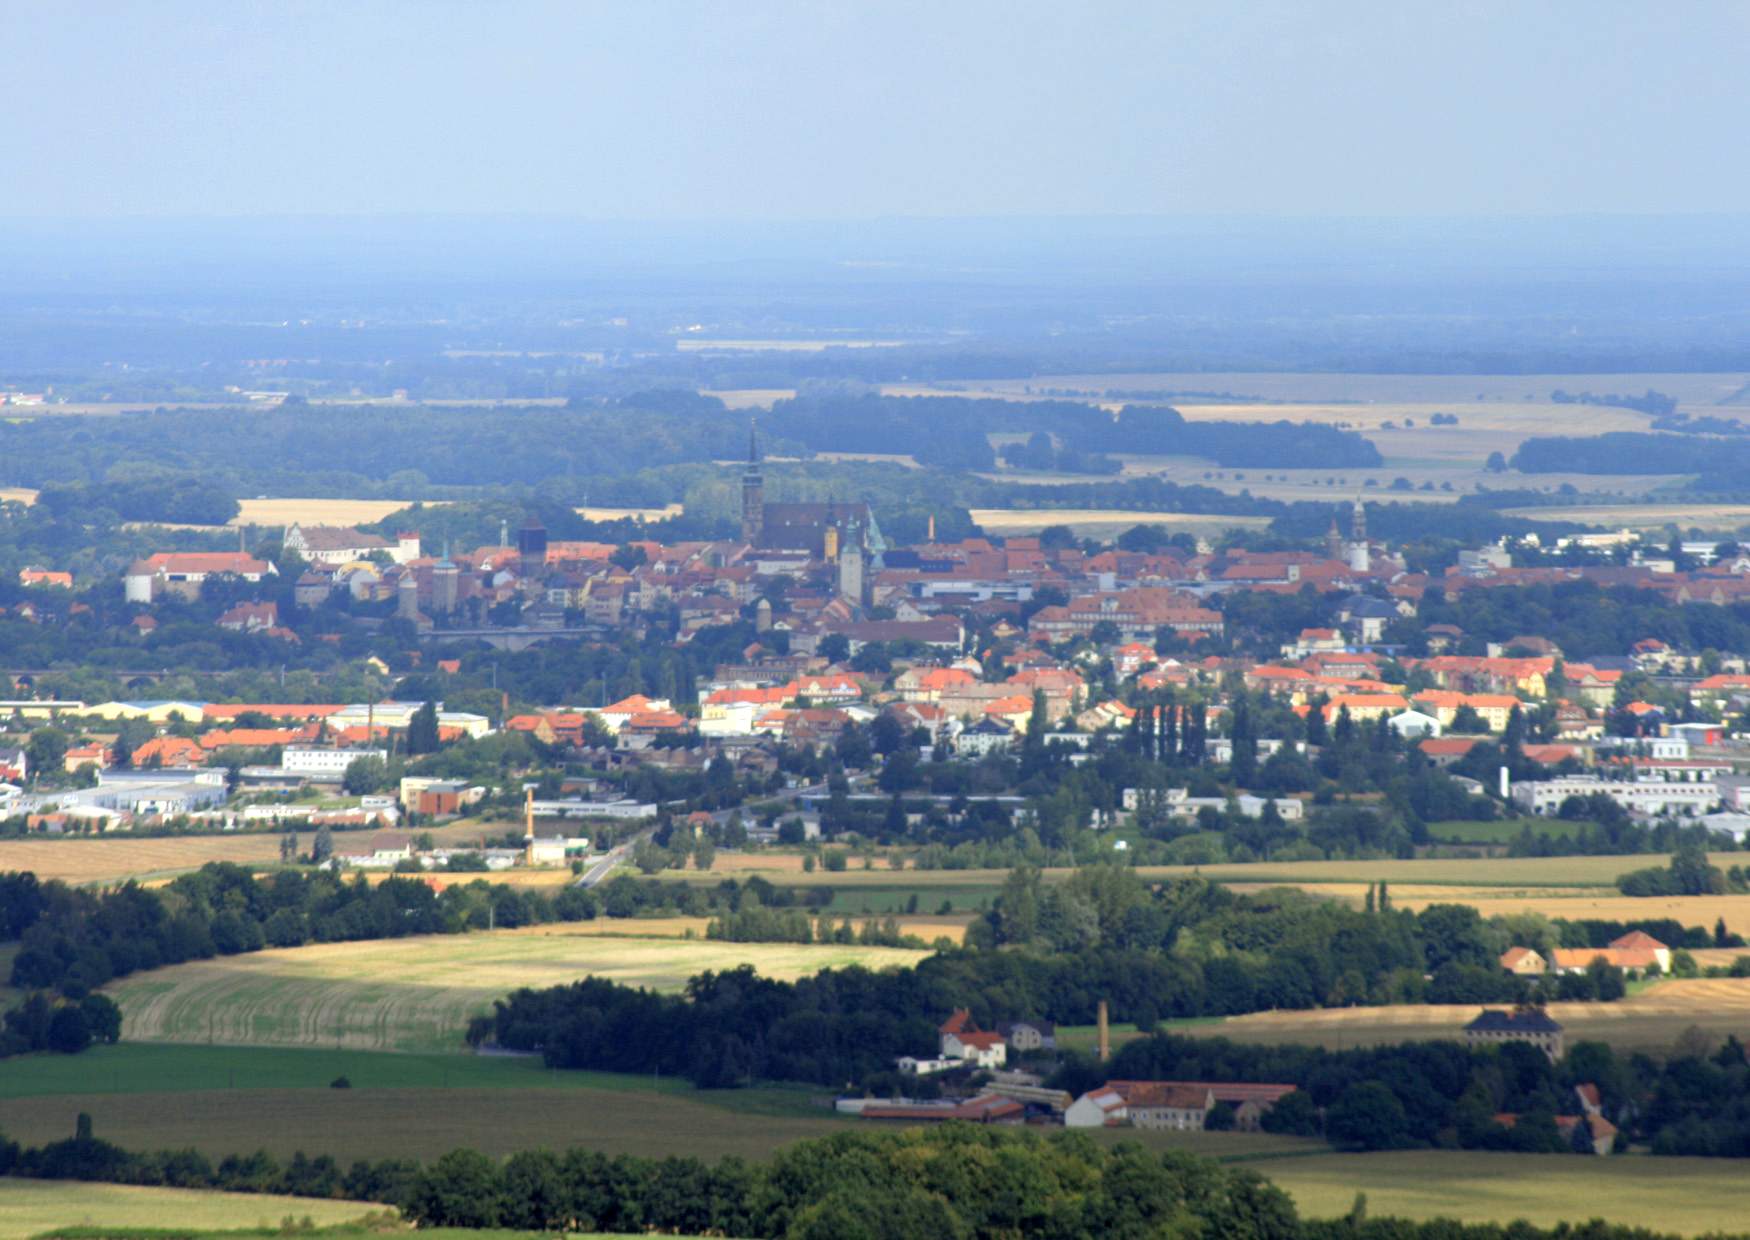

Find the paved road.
[{"left": 575, "top": 827, "right": 652, "bottom": 887}]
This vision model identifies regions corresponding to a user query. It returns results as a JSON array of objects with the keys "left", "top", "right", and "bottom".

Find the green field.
[
  {"left": 1423, "top": 818, "right": 1583, "bottom": 844},
  {"left": 817, "top": 882, "right": 997, "bottom": 915},
  {"left": 713, "top": 852, "right": 1680, "bottom": 893},
  {"left": 1255, "top": 1148, "right": 1750, "bottom": 1235},
  {"left": 0, "top": 1044, "right": 847, "bottom": 1164},
  {"left": 0, "top": 944, "right": 19, "bottom": 1013},
  {"left": 0, "top": 1180, "right": 376, "bottom": 1240},
  {"left": 104, "top": 929, "right": 927, "bottom": 1054}
]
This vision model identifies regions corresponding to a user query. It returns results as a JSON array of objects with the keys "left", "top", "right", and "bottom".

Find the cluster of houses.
[
  {"left": 1498, "top": 931, "right": 1673, "bottom": 979},
  {"left": 855, "top": 1005, "right": 1615, "bottom": 1154},
  {"left": 8, "top": 461, "right": 1750, "bottom": 842}
]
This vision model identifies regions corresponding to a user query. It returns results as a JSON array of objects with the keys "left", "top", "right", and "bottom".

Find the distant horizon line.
[{"left": 2, "top": 209, "right": 1749, "bottom": 225}]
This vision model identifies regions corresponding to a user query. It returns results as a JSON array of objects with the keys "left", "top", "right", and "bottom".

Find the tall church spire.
[{"left": 740, "top": 417, "right": 765, "bottom": 545}]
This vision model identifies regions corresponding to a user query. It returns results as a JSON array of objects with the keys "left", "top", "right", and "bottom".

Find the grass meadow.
[
  {"left": 0, "top": 1083, "right": 845, "bottom": 1164},
  {"left": 1423, "top": 818, "right": 1582, "bottom": 843},
  {"left": 104, "top": 928, "right": 928, "bottom": 1053}
]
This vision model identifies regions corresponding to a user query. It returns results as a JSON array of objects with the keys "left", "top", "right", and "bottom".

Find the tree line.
[
  {"left": 1088, "top": 1028, "right": 1750, "bottom": 1159},
  {"left": 0, "top": 866, "right": 837, "bottom": 1000},
  {"left": 1, "top": 1113, "right": 1740, "bottom": 1237}
]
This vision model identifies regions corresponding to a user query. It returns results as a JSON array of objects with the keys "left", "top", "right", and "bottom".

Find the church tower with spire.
[{"left": 741, "top": 419, "right": 764, "bottom": 544}]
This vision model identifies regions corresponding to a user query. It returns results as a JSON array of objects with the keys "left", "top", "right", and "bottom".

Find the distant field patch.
[
  {"left": 0, "top": 486, "right": 37, "bottom": 505},
  {"left": 0, "top": 1180, "right": 373, "bottom": 1240},
  {"left": 0, "top": 821, "right": 491, "bottom": 886},
  {"left": 0, "top": 1082, "right": 845, "bottom": 1165},
  {"left": 1499, "top": 502, "right": 1750, "bottom": 531},
  {"left": 575, "top": 503, "right": 683, "bottom": 522},
  {"left": 106, "top": 928, "right": 928, "bottom": 1053},
  {"left": 0, "top": 833, "right": 288, "bottom": 884},
  {"left": 969, "top": 371, "right": 1750, "bottom": 405},
  {"left": 1424, "top": 818, "right": 1581, "bottom": 843},
  {"left": 1112, "top": 457, "right": 1680, "bottom": 505},
  {"left": 1196, "top": 979, "right": 1750, "bottom": 1053},
  {"left": 1257, "top": 1148, "right": 1750, "bottom": 1235},
  {"left": 1135, "top": 852, "right": 1682, "bottom": 887},
  {"left": 970, "top": 508, "right": 1271, "bottom": 536},
  {"left": 1384, "top": 891, "right": 1750, "bottom": 940},
  {"left": 232, "top": 496, "right": 434, "bottom": 527},
  {"left": 700, "top": 387, "right": 797, "bottom": 408}
]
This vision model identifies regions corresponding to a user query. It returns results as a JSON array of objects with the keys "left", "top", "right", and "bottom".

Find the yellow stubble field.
[{"left": 1193, "top": 978, "right": 1750, "bottom": 1054}]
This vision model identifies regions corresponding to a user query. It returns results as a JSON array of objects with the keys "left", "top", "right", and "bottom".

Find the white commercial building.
[
  {"left": 1511, "top": 775, "right": 1717, "bottom": 818},
  {"left": 283, "top": 746, "right": 387, "bottom": 778}
]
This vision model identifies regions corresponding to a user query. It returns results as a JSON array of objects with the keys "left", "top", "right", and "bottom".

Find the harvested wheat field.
[
  {"left": 1389, "top": 891, "right": 1750, "bottom": 939},
  {"left": 701, "top": 387, "right": 797, "bottom": 409},
  {"left": 1138, "top": 853, "right": 1682, "bottom": 887},
  {"left": 0, "top": 833, "right": 287, "bottom": 884},
  {"left": 0, "top": 1180, "right": 377, "bottom": 1240},
  {"left": 575, "top": 503, "right": 683, "bottom": 522},
  {"left": 1225, "top": 881, "right": 1750, "bottom": 940},
  {"left": 107, "top": 927, "right": 928, "bottom": 1053},
  {"left": 1258, "top": 1148, "right": 1750, "bottom": 1235},
  {"left": 1197, "top": 979, "right": 1750, "bottom": 1053},
  {"left": 708, "top": 850, "right": 812, "bottom": 873},
  {"left": 3, "top": 821, "right": 496, "bottom": 887},
  {"left": 233, "top": 497, "right": 432, "bottom": 527},
  {"left": 1500, "top": 503, "right": 1750, "bottom": 531}
]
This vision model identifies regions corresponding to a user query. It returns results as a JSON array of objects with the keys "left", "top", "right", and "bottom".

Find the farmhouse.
[
  {"left": 937, "top": 1009, "right": 1008, "bottom": 1069},
  {"left": 1499, "top": 946, "right": 1548, "bottom": 976}
]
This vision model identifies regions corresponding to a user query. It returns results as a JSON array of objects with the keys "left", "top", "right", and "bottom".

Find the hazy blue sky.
[{"left": 5, "top": 1, "right": 1746, "bottom": 219}]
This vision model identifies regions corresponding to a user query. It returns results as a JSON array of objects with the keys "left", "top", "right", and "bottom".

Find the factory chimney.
[{"left": 1097, "top": 1000, "right": 1110, "bottom": 1062}]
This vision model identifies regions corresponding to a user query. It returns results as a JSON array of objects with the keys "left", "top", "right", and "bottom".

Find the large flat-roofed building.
[
  {"left": 1510, "top": 775, "right": 1715, "bottom": 818},
  {"left": 283, "top": 746, "right": 387, "bottom": 778}
]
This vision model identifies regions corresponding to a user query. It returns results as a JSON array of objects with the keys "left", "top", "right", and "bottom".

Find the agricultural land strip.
[{"left": 105, "top": 930, "right": 929, "bottom": 1053}]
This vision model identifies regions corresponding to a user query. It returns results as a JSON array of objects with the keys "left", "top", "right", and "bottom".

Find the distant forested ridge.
[
  {"left": 763, "top": 393, "right": 1384, "bottom": 471},
  {"left": 0, "top": 391, "right": 1380, "bottom": 501}
]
